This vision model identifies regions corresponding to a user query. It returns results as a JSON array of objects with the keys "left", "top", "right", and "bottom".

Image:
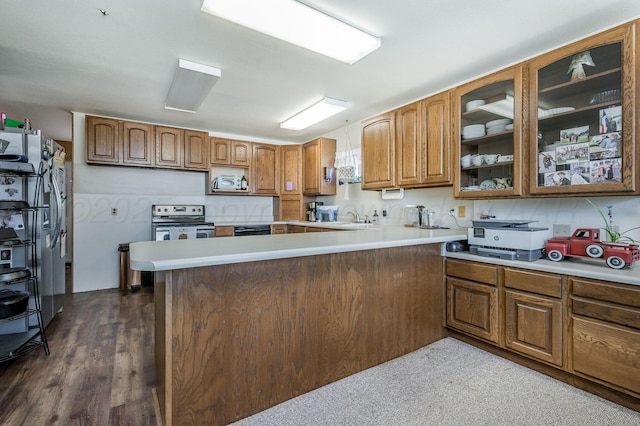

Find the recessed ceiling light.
[
  {"left": 201, "top": 0, "right": 381, "bottom": 64},
  {"left": 280, "top": 98, "right": 349, "bottom": 130}
]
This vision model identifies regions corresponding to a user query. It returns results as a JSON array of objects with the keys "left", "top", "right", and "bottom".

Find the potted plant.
[{"left": 586, "top": 199, "right": 640, "bottom": 243}]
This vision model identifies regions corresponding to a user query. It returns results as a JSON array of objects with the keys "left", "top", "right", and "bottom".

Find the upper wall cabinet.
[
  {"left": 210, "top": 138, "right": 252, "bottom": 167},
  {"left": 154, "top": 126, "right": 184, "bottom": 169},
  {"left": 281, "top": 144, "right": 302, "bottom": 195},
  {"left": 122, "top": 121, "right": 154, "bottom": 167},
  {"left": 252, "top": 143, "right": 279, "bottom": 195},
  {"left": 86, "top": 116, "right": 121, "bottom": 165},
  {"left": 396, "top": 91, "right": 452, "bottom": 188},
  {"left": 302, "top": 137, "right": 336, "bottom": 195},
  {"left": 528, "top": 22, "right": 638, "bottom": 196},
  {"left": 87, "top": 116, "right": 154, "bottom": 167},
  {"left": 453, "top": 65, "right": 525, "bottom": 199},
  {"left": 184, "top": 130, "right": 209, "bottom": 171},
  {"left": 361, "top": 112, "right": 395, "bottom": 190}
]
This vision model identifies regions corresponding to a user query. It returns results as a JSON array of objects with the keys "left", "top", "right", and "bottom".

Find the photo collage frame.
[{"left": 539, "top": 105, "right": 622, "bottom": 186}]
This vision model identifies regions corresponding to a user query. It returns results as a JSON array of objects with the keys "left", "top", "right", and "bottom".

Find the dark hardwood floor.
[{"left": 0, "top": 283, "right": 157, "bottom": 425}]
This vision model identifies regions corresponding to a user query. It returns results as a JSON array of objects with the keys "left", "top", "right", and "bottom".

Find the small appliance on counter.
[
  {"left": 316, "top": 205, "right": 338, "bottom": 222},
  {"left": 467, "top": 219, "right": 550, "bottom": 261},
  {"left": 307, "top": 201, "right": 323, "bottom": 222}
]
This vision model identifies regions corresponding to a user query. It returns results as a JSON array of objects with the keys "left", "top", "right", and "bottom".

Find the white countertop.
[
  {"left": 130, "top": 226, "right": 467, "bottom": 271},
  {"left": 445, "top": 251, "right": 640, "bottom": 286}
]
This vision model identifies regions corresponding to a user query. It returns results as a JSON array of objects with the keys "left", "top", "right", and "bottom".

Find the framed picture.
[
  {"left": 569, "top": 162, "right": 590, "bottom": 185},
  {"left": 538, "top": 150, "right": 556, "bottom": 173},
  {"left": 560, "top": 125, "right": 589, "bottom": 144},
  {"left": 0, "top": 247, "right": 12, "bottom": 269},
  {"left": 556, "top": 142, "right": 589, "bottom": 165},
  {"left": 0, "top": 175, "right": 22, "bottom": 201},
  {"left": 589, "top": 132, "right": 621, "bottom": 160},
  {"left": 599, "top": 105, "right": 622, "bottom": 134},
  {"left": 0, "top": 212, "right": 24, "bottom": 230}
]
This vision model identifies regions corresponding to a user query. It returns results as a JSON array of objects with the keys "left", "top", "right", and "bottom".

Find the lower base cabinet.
[
  {"left": 504, "top": 268, "right": 564, "bottom": 367},
  {"left": 446, "top": 259, "right": 499, "bottom": 343},
  {"left": 447, "top": 278, "right": 498, "bottom": 343},
  {"left": 571, "top": 277, "right": 640, "bottom": 396},
  {"left": 504, "top": 289, "right": 563, "bottom": 366},
  {"left": 445, "top": 258, "right": 640, "bottom": 409}
]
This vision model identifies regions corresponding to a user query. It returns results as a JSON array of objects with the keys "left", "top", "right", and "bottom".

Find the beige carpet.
[{"left": 232, "top": 338, "right": 640, "bottom": 426}]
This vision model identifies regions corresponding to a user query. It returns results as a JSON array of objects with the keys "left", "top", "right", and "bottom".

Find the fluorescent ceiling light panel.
[
  {"left": 281, "top": 98, "right": 349, "bottom": 130},
  {"left": 165, "top": 59, "right": 221, "bottom": 113},
  {"left": 201, "top": 0, "right": 380, "bottom": 64}
]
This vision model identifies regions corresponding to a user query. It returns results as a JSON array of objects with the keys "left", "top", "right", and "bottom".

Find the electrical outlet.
[
  {"left": 111, "top": 208, "right": 118, "bottom": 216},
  {"left": 553, "top": 224, "right": 571, "bottom": 237},
  {"left": 458, "top": 206, "right": 466, "bottom": 218}
]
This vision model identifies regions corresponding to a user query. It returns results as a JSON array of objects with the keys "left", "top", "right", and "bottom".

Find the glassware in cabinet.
[
  {"left": 528, "top": 23, "right": 637, "bottom": 195},
  {"left": 454, "top": 66, "right": 523, "bottom": 198}
]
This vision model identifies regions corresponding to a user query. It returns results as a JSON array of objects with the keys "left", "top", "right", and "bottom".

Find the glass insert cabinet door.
[
  {"left": 453, "top": 65, "right": 523, "bottom": 198},
  {"left": 528, "top": 24, "right": 637, "bottom": 195}
]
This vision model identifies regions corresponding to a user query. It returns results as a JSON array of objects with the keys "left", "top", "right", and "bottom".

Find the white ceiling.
[{"left": 2, "top": 1, "right": 640, "bottom": 143}]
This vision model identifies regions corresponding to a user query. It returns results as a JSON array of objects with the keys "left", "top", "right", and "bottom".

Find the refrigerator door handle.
[{"left": 50, "top": 173, "right": 63, "bottom": 248}]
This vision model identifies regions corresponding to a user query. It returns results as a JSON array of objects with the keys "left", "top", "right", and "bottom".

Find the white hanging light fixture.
[{"left": 335, "top": 120, "right": 357, "bottom": 200}]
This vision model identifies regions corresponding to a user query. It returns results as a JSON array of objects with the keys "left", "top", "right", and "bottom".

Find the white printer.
[{"left": 467, "top": 220, "right": 550, "bottom": 261}]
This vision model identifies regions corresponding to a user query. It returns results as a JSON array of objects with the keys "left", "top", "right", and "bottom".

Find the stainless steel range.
[{"left": 151, "top": 204, "right": 215, "bottom": 241}]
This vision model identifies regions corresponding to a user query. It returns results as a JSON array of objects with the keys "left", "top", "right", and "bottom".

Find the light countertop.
[
  {"left": 445, "top": 250, "right": 640, "bottom": 286},
  {"left": 130, "top": 226, "right": 467, "bottom": 271}
]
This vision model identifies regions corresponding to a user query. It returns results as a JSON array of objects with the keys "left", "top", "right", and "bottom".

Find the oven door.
[{"left": 153, "top": 224, "right": 215, "bottom": 241}]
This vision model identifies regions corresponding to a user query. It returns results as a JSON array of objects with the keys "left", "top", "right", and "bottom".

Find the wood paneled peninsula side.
[{"left": 130, "top": 228, "right": 465, "bottom": 426}]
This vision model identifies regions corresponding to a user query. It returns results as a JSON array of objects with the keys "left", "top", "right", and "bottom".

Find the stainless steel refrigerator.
[{"left": 0, "top": 128, "right": 66, "bottom": 329}]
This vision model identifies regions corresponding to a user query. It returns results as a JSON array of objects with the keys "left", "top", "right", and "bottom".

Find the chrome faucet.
[{"left": 347, "top": 210, "right": 362, "bottom": 223}]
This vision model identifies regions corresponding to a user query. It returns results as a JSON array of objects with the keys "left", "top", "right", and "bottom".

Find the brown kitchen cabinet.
[
  {"left": 122, "top": 121, "right": 154, "bottom": 167},
  {"left": 270, "top": 224, "right": 288, "bottom": 235},
  {"left": 214, "top": 226, "right": 234, "bottom": 237},
  {"left": 361, "top": 112, "right": 395, "bottom": 190},
  {"left": 445, "top": 259, "right": 499, "bottom": 343},
  {"left": 503, "top": 268, "right": 564, "bottom": 367},
  {"left": 528, "top": 22, "right": 639, "bottom": 196},
  {"left": 453, "top": 65, "right": 525, "bottom": 198},
  {"left": 154, "top": 126, "right": 183, "bottom": 169},
  {"left": 571, "top": 277, "right": 640, "bottom": 397},
  {"left": 183, "top": 130, "right": 209, "bottom": 171},
  {"left": 396, "top": 91, "right": 452, "bottom": 187},
  {"left": 86, "top": 115, "right": 121, "bottom": 165},
  {"left": 252, "top": 143, "right": 279, "bottom": 195},
  {"left": 302, "top": 137, "right": 336, "bottom": 195},
  {"left": 281, "top": 144, "right": 302, "bottom": 195},
  {"left": 210, "top": 138, "right": 252, "bottom": 167},
  {"left": 86, "top": 116, "right": 154, "bottom": 167},
  {"left": 278, "top": 194, "right": 304, "bottom": 221}
]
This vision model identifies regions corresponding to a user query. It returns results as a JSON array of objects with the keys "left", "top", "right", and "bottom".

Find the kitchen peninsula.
[{"left": 130, "top": 227, "right": 466, "bottom": 426}]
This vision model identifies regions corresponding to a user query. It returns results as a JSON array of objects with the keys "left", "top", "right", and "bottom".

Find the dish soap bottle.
[
  {"left": 241, "top": 175, "right": 248, "bottom": 190},
  {"left": 372, "top": 210, "right": 379, "bottom": 224}
]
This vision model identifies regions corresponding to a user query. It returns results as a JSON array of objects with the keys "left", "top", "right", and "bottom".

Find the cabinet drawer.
[
  {"left": 504, "top": 268, "right": 562, "bottom": 298},
  {"left": 215, "top": 226, "right": 234, "bottom": 237},
  {"left": 445, "top": 259, "right": 498, "bottom": 286},
  {"left": 573, "top": 316, "right": 640, "bottom": 395},
  {"left": 572, "top": 278, "right": 640, "bottom": 309},
  {"left": 573, "top": 297, "right": 640, "bottom": 329}
]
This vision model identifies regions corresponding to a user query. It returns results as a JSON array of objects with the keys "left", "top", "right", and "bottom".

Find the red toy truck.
[{"left": 545, "top": 228, "right": 640, "bottom": 269}]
